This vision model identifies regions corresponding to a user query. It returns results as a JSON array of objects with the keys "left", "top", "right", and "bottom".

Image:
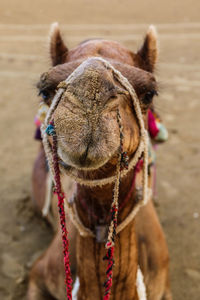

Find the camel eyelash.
[{"left": 142, "top": 90, "right": 158, "bottom": 105}]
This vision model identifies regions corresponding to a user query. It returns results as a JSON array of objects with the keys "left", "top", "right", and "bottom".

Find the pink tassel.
[{"left": 148, "top": 109, "right": 159, "bottom": 139}]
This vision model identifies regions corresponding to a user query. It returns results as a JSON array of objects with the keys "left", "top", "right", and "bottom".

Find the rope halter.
[
  {"left": 41, "top": 57, "right": 149, "bottom": 300},
  {"left": 41, "top": 57, "right": 149, "bottom": 189}
]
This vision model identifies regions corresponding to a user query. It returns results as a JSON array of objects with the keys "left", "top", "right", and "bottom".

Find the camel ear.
[
  {"left": 135, "top": 25, "right": 158, "bottom": 72},
  {"left": 49, "top": 22, "right": 68, "bottom": 66}
]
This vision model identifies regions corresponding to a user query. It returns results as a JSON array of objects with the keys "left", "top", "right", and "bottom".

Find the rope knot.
[
  {"left": 57, "top": 81, "right": 68, "bottom": 89},
  {"left": 120, "top": 151, "right": 129, "bottom": 170},
  {"left": 46, "top": 122, "right": 56, "bottom": 136}
]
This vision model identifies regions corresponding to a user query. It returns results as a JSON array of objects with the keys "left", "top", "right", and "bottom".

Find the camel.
[{"left": 27, "top": 23, "right": 172, "bottom": 300}]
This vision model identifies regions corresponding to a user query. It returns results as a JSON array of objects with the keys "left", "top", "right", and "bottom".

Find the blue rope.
[{"left": 46, "top": 124, "right": 55, "bottom": 136}]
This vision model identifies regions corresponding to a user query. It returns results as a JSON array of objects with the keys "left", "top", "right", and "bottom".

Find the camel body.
[{"left": 28, "top": 24, "right": 172, "bottom": 300}]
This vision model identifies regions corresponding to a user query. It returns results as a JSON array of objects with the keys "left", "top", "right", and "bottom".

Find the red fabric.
[{"left": 148, "top": 109, "right": 159, "bottom": 139}]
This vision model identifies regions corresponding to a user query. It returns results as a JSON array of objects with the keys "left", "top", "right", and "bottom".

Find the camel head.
[{"left": 37, "top": 24, "right": 158, "bottom": 172}]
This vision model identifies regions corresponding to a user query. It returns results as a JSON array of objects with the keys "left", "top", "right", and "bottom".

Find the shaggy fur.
[{"left": 28, "top": 24, "right": 172, "bottom": 300}]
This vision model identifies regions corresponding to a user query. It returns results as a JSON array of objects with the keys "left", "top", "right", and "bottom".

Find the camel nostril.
[
  {"left": 79, "top": 152, "right": 87, "bottom": 165},
  {"left": 79, "top": 144, "right": 90, "bottom": 165}
]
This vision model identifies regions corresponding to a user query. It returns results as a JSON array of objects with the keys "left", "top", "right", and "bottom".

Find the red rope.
[
  {"left": 52, "top": 133, "right": 73, "bottom": 300},
  {"left": 103, "top": 245, "right": 115, "bottom": 300},
  {"left": 103, "top": 204, "right": 118, "bottom": 300}
]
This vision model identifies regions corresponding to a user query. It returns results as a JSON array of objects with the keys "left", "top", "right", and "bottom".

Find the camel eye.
[
  {"left": 39, "top": 90, "right": 50, "bottom": 101},
  {"left": 142, "top": 90, "right": 158, "bottom": 105}
]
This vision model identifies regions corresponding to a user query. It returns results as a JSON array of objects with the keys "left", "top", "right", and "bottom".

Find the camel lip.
[
  {"left": 58, "top": 155, "right": 111, "bottom": 171},
  {"left": 59, "top": 160, "right": 71, "bottom": 170},
  {"left": 58, "top": 147, "right": 118, "bottom": 172}
]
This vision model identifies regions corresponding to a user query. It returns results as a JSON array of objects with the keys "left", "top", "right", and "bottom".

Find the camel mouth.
[{"left": 57, "top": 144, "right": 117, "bottom": 171}]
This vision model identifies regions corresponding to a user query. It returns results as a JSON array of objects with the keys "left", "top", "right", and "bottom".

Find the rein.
[
  {"left": 41, "top": 57, "right": 149, "bottom": 300},
  {"left": 52, "top": 130, "right": 73, "bottom": 299}
]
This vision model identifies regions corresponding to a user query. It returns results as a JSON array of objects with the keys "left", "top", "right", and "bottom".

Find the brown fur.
[
  {"left": 28, "top": 24, "right": 172, "bottom": 300},
  {"left": 49, "top": 23, "right": 68, "bottom": 66}
]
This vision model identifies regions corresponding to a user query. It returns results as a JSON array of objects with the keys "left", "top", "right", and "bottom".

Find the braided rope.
[
  {"left": 51, "top": 128, "right": 73, "bottom": 300},
  {"left": 105, "top": 112, "right": 121, "bottom": 248},
  {"left": 102, "top": 111, "right": 122, "bottom": 300}
]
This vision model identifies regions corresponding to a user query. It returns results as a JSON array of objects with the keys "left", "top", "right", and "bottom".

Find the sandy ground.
[{"left": 0, "top": 0, "right": 200, "bottom": 299}]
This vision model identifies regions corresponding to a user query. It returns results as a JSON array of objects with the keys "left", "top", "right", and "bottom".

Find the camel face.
[
  {"left": 36, "top": 25, "right": 158, "bottom": 171},
  {"left": 38, "top": 59, "right": 157, "bottom": 171},
  {"left": 52, "top": 58, "right": 143, "bottom": 170}
]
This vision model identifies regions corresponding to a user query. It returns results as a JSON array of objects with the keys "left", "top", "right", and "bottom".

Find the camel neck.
[
  {"left": 73, "top": 166, "right": 141, "bottom": 300},
  {"left": 75, "top": 167, "right": 138, "bottom": 233},
  {"left": 76, "top": 220, "right": 138, "bottom": 300}
]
